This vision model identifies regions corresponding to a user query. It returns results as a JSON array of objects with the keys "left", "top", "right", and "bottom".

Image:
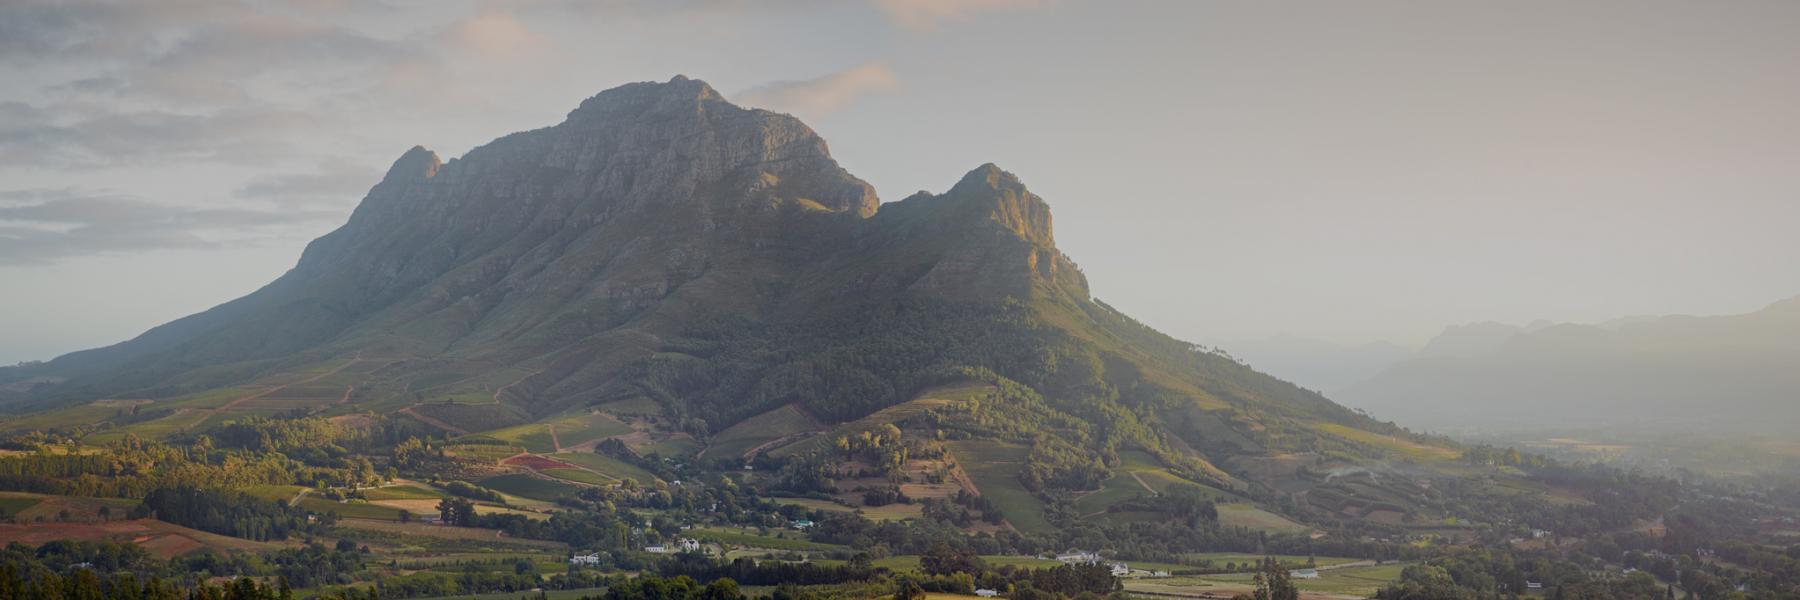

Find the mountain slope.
[{"left": 1, "top": 77, "right": 1453, "bottom": 527}]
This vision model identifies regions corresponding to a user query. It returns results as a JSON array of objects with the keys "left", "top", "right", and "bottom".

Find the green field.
[
  {"left": 405, "top": 586, "right": 609, "bottom": 600},
  {"left": 689, "top": 526, "right": 844, "bottom": 552},
  {"left": 474, "top": 412, "right": 632, "bottom": 453},
  {"left": 872, "top": 554, "right": 1061, "bottom": 571},
  {"left": 1215, "top": 503, "right": 1310, "bottom": 534},
  {"left": 363, "top": 485, "right": 448, "bottom": 501},
  {"left": 1312, "top": 423, "right": 1460, "bottom": 461},
  {"left": 541, "top": 467, "right": 608, "bottom": 485},
  {"left": 550, "top": 452, "right": 659, "bottom": 484},
  {"left": 767, "top": 496, "right": 920, "bottom": 521},
  {"left": 642, "top": 436, "right": 702, "bottom": 457},
  {"left": 244, "top": 484, "right": 307, "bottom": 504},
  {"left": 412, "top": 404, "right": 529, "bottom": 435},
  {"left": 947, "top": 440, "right": 1052, "bottom": 534},
  {"left": 0, "top": 496, "right": 43, "bottom": 516},
  {"left": 1189, "top": 562, "right": 1402, "bottom": 596},
  {"left": 707, "top": 404, "right": 820, "bottom": 459},
  {"left": 1073, "top": 470, "right": 1153, "bottom": 515},
  {"left": 299, "top": 496, "right": 405, "bottom": 520},
  {"left": 478, "top": 474, "right": 582, "bottom": 502},
  {"left": 593, "top": 397, "right": 663, "bottom": 417},
  {"left": 1181, "top": 553, "right": 1362, "bottom": 569},
  {"left": 442, "top": 443, "right": 526, "bottom": 461}
]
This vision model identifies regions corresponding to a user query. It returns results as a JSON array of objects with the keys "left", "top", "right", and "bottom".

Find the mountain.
[
  {"left": 0, "top": 76, "right": 1469, "bottom": 532},
  {"left": 1215, "top": 335, "right": 1413, "bottom": 395},
  {"left": 1340, "top": 297, "right": 1800, "bottom": 434}
]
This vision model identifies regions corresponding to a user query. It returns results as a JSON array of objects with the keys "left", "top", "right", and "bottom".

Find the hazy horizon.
[{"left": 5, "top": 0, "right": 1800, "bottom": 365}]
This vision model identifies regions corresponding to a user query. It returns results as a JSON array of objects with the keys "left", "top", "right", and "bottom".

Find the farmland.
[
  {"left": 705, "top": 404, "right": 821, "bottom": 459},
  {"left": 1215, "top": 503, "right": 1311, "bottom": 534},
  {"left": 548, "top": 452, "right": 659, "bottom": 484},
  {"left": 477, "top": 474, "right": 583, "bottom": 502},
  {"left": 474, "top": 411, "right": 632, "bottom": 453},
  {"left": 946, "top": 440, "right": 1052, "bottom": 534}
]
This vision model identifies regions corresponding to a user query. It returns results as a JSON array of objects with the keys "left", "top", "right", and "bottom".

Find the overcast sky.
[{"left": 3, "top": 0, "right": 1799, "bottom": 365}]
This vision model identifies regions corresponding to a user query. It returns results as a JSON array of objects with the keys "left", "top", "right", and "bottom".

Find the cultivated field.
[
  {"left": 946, "top": 440, "right": 1052, "bottom": 534},
  {"left": 706, "top": 404, "right": 822, "bottom": 459}
]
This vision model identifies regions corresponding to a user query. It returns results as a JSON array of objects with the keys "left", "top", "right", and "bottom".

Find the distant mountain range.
[
  {"left": 1214, "top": 335, "right": 1413, "bottom": 394},
  {"left": 1336, "top": 297, "right": 1800, "bottom": 434}
]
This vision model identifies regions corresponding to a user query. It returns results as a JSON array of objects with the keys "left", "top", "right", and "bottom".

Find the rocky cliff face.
[{"left": 11, "top": 77, "right": 1085, "bottom": 406}]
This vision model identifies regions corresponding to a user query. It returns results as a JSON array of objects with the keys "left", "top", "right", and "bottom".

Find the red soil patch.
[
  {"left": 0, "top": 519, "right": 240, "bottom": 558},
  {"left": 501, "top": 454, "right": 575, "bottom": 470}
]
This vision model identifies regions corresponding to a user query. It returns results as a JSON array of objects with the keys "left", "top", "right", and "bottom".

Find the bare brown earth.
[{"left": 0, "top": 519, "right": 284, "bottom": 558}]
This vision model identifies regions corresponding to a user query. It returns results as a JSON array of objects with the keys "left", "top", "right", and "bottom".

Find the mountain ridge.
[
  {"left": 1341, "top": 294, "right": 1800, "bottom": 433},
  {"left": 1, "top": 78, "right": 1447, "bottom": 529}
]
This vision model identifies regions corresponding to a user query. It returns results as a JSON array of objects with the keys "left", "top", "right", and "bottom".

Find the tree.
[
  {"left": 437, "top": 497, "right": 475, "bottom": 526},
  {"left": 920, "top": 541, "right": 984, "bottom": 576},
  {"left": 1252, "top": 557, "right": 1297, "bottom": 600},
  {"left": 894, "top": 578, "right": 926, "bottom": 600}
]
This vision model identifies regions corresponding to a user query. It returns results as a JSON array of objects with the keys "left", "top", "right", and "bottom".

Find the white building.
[
  {"left": 569, "top": 553, "right": 604, "bottom": 566},
  {"left": 1109, "top": 562, "right": 1130, "bottom": 577},
  {"left": 647, "top": 538, "right": 702, "bottom": 553},
  {"left": 1055, "top": 551, "right": 1101, "bottom": 564},
  {"left": 1291, "top": 569, "right": 1319, "bottom": 579},
  {"left": 974, "top": 590, "right": 999, "bottom": 598}
]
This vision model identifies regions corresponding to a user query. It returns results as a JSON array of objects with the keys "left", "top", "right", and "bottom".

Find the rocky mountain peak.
[
  {"left": 381, "top": 145, "right": 441, "bottom": 183},
  {"left": 563, "top": 74, "right": 726, "bottom": 123},
  {"left": 942, "top": 163, "right": 1056, "bottom": 248}
]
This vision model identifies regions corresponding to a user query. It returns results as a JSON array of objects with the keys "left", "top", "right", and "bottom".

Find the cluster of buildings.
[
  {"left": 644, "top": 538, "right": 703, "bottom": 554},
  {"left": 1051, "top": 550, "right": 1167, "bottom": 578},
  {"left": 568, "top": 537, "right": 704, "bottom": 565}
]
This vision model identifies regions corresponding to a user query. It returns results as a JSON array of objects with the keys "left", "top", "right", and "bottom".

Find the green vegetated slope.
[
  {"left": 705, "top": 404, "right": 822, "bottom": 459},
  {"left": 947, "top": 440, "right": 1052, "bottom": 535}
]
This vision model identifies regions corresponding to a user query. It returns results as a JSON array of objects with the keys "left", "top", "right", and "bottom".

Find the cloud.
[
  {"left": 0, "top": 188, "right": 337, "bottom": 265},
  {"left": 235, "top": 160, "right": 383, "bottom": 207},
  {"left": 0, "top": 103, "right": 314, "bottom": 168},
  {"left": 870, "top": 0, "right": 1045, "bottom": 29},
  {"left": 439, "top": 10, "right": 550, "bottom": 56},
  {"left": 737, "top": 63, "right": 901, "bottom": 116}
]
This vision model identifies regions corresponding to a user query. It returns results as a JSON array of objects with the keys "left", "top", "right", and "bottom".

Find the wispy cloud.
[
  {"left": 235, "top": 160, "right": 383, "bottom": 208},
  {"left": 0, "top": 188, "right": 337, "bottom": 265},
  {"left": 870, "top": 0, "right": 1045, "bottom": 29},
  {"left": 0, "top": 104, "right": 314, "bottom": 168},
  {"left": 437, "top": 10, "right": 551, "bottom": 57},
  {"left": 737, "top": 63, "right": 901, "bottom": 116}
]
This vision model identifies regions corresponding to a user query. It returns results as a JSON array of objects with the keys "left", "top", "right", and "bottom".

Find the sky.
[{"left": 3, "top": 0, "right": 1799, "bottom": 365}]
